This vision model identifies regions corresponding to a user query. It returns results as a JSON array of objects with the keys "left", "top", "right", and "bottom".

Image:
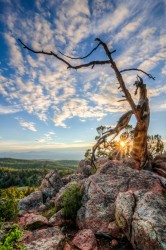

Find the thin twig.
[
  {"left": 120, "top": 68, "right": 155, "bottom": 80},
  {"left": 58, "top": 43, "right": 101, "bottom": 59}
]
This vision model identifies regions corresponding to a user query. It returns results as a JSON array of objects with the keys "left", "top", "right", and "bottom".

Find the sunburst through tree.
[
  {"left": 93, "top": 125, "right": 133, "bottom": 161},
  {"left": 85, "top": 125, "right": 164, "bottom": 164}
]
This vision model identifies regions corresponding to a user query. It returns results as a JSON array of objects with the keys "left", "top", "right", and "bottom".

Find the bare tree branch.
[
  {"left": 18, "top": 39, "right": 111, "bottom": 69},
  {"left": 58, "top": 43, "right": 101, "bottom": 59},
  {"left": 58, "top": 40, "right": 116, "bottom": 60},
  {"left": 18, "top": 39, "right": 71, "bottom": 68},
  {"left": 69, "top": 60, "right": 111, "bottom": 69},
  {"left": 120, "top": 68, "right": 155, "bottom": 80}
]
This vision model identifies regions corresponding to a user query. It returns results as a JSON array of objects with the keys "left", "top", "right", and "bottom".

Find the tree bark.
[{"left": 131, "top": 79, "right": 150, "bottom": 169}]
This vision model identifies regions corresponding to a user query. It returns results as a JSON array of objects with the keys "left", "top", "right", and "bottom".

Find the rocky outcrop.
[
  {"left": 72, "top": 229, "right": 98, "bottom": 250},
  {"left": 152, "top": 153, "right": 166, "bottom": 178},
  {"left": 61, "top": 173, "right": 84, "bottom": 186},
  {"left": 18, "top": 213, "right": 48, "bottom": 230},
  {"left": 49, "top": 209, "right": 65, "bottom": 226},
  {"left": 40, "top": 170, "right": 62, "bottom": 190},
  {"left": 40, "top": 170, "right": 63, "bottom": 202},
  {"left": 76, "top": 160, "right": 165, "bottom": 249},
  {"left": 18, "top": 191, "right": 43, "bottom": 211},
  {"left": 77, "top": 159, "right": 93, "bottom": 177},
  {"left": 115, "top": 190, "right": 166, "bottom": 250},
  {"left": 19, "top": 170, "right": 64, "bottom": 212},
  {"left": 95, "top": 157, "right": 110, "bottom": 168},
  {"left": 22, "top": 226, "right": 65, "bottom": 250},
  {"left": 17, "top": 158, "right": 166, "bottom": 250}
]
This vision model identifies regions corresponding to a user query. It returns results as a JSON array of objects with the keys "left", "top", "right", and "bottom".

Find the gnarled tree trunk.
[{"left": 131, "top": 78, "right": 150, "bottom": 169}]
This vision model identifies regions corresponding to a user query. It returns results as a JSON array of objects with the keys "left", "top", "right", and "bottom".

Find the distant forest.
[{"left": 0, "top": 158, "right": 79, "bottom": 188}]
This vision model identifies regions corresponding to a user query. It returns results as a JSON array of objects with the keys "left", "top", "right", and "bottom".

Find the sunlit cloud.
[
  {"left": 115, "top": 17, "right": 143, "bottom": 43},
  {"left": 16, "top": 117, "right": 37, "bottom": 132},
  {"left": 20, "top": 121, "right": 37, "bottom": 132},
  {"left": 0, "top": 105, "right": 21, "bottom": 114},
  {"left": 4, "top": 33, "right": 25, "bottom": 74},
  {"left": 53, "top": 98, "right": 108, "bottom": 127},
  {"left": 35, "top": 131, "right": 56, "bottom": 143}
]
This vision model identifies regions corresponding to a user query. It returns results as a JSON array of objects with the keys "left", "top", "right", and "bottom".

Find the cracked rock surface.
[
  {"left": 21, "top": 226, "right": 65, "bottom": 250},
  {"left": 115, "top": 190, "right": 166, "bottom": 250},
  {"left": 76, "top": 160, "right": 166, "bottom": 249}
]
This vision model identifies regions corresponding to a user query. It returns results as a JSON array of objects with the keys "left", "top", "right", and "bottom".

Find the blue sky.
[{"left": 0, "top": 0, "right": 165, "bottom": 159}]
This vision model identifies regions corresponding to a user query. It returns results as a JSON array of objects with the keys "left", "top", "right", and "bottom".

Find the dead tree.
[{"left": 18, "top": 38, "right": 155, "bottom": 170}]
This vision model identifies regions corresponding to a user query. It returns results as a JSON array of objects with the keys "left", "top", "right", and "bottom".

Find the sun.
[{"left": 120, "top": 140, "right": 126, "bottom": 148}]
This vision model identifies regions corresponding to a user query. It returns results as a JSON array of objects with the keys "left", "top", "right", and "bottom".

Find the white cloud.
[
  {"left": 16, "top": 117, "right": 37, "bottom": 132},
  {"left": 92, "top": 5, "right": 129, "bottom": 35},
  {"left": 148, "top": 85, "right": 166, "bottom": 97},
  {"left": 115, "top": 18, "right": 143, "bottom": 42},
  {"left": 139, "top": 51, "right": 166, "bottom": 72},
  {"left": 35, "top": 131, "right": 56, "bottom": 143},
  {"left": 4, "top": 33, "right": 25, "bottom": 74},
  {"left": 0, "top": 105, "right": 21, "bottom": 114},
  {"left": 35, "top": 138, "right": 46, "bottom": 143},
  {"left": 91, "top": 0, "right": 114, "bottom": 17},
  {"left": 20, "top": 121, "right": 37, "bottom": 132},
  {"left": 162, "top": 64, "right": 166, "bottom": 75},
  {"left": 53, "top": 98, "right": 108, "bottom": 127}
]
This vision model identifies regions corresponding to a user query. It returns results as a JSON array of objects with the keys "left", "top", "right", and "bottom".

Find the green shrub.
[
  {"left": 61, "top": 183, "right": 82, "bottom": 220},
  {"left": 0, "top": 187, "right": 36, "bottom": 222},
  {"left": 0, "top": 199, "right": 18, "bottom": 222},
  {"left": 0, "top": 224, "right": 24, "bottom": 249}
]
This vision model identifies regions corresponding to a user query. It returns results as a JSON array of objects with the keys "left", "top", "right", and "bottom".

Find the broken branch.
[{"left": 120, "top": 68, "right": 155, "bottom": 80}]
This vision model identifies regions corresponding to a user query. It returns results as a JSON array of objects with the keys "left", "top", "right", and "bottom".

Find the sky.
[{"left": 0, "top": 0, "right": 165, "bottom": 160}]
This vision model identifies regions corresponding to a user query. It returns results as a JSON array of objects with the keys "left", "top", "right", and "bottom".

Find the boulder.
[
  {"left": 77, "top": 160, "right": 164, "bottom": 237},
  {"left": 115, "top": 190, "right": 166, "bottom": 250},
  {"left": 62, "top": 173, "right": 84, "bottom": 186},
  {"left": 152, "top": 153, "right": 166, "bottom": 178},
  {"left": 49, "top": 209, "right": 65, "bottom": 226},
  {"left": 77, "top": 159, "right": 93, "bottom": 177},
  {"left": 22, "top": 226, "right": 65, "bottom": 250},
  {"left": 72, "top": 229, "right": 98, "bottom": 250},
  {"left": 18, "top": 213, "right": 48, "bottom": 230},
  {"left": 18, "top": 191, "right": 43, "bottom": 211},
  {"left": 40, "top": 170, "right": 63, "bottom": 201},
  {"left": 40, "top": 170, "right": 62, "bottom": 189}
]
